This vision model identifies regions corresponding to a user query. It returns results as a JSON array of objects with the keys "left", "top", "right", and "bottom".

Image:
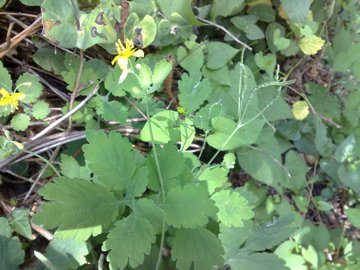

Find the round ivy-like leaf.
[
  {"left": 15, "top": 73, "right": 42, "bottom": 103},
  {"left": 32, "top": 101, "right": 50, "bottom": 120},
  {"left": 11, "top": 114, "right": 31, "bottom": 131},
  {"left": 124, "top": 14, "right": 156, "bottom": 48},
  {"left": 138, "top": 15, "right": 157, "bottom": 48}
]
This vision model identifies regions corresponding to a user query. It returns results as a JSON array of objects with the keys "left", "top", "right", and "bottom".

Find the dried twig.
[
  {"left": 31, "top": 83, "right": 100, "bottom": 141},
  {"left": 0, "top": 16, "right": 42, "bottom": 58},
  {"left": 68, "top": 50, "right": 85, "bottom": 130}
]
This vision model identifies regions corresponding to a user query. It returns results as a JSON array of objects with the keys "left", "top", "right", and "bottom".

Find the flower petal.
[
  {"left": 132, "top": 49, "right": 144, "bottom": 58},
  {"left": 116, "top": 39, "right": 125, "bottom": 51},
  {"left": 117, "top": 57, "right": 129, "bottom": 71},
  {"left": 10, "top": 99, "right": 19, "bottom": 109},
  {"left": 0, "top": 88, "right": 9, "bottom": 98},
  {"left": 119, "top": 69, "right": 129, "bottom": 83},
  {"left": 111, "top": 55, "right": 121, "bottom": 66},
  {"left": 0, "top": 98, "right": 10, "bottom": 106},
  {"left": 13, "top": 92, "right": 25, "bottom": 101}
]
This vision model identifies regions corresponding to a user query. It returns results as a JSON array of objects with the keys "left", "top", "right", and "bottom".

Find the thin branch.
[
  {"left": 0, "top": 16, "right": 42, "bottom": 59},
  {"left": 196, "top": 17, "right": 252, "bottom": 51},
  {"left": 31, "top": 83, "right": 100, "bottom": 141},
  {"left": 68, "top": 49, "right": 85, "bottom": 130}
]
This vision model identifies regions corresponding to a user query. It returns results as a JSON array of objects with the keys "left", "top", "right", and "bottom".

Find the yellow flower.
[
  {"left": 0, "top": 88, "right": 25, "bottom": 110},
  {"left": 111, "top": 39, "right": 144, "bottom": 81},
  {"left": 299, "top": 35, "right": 325, "bottom": 55}
]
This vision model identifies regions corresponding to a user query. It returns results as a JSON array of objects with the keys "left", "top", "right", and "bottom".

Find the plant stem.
[{"left": 145, "top": 100, "right": 166, "bottom": 270}]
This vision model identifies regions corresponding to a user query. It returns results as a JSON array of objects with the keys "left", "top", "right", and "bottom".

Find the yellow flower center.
[{"left": 111, "top": 39, "right": 144, "bottom": 71}]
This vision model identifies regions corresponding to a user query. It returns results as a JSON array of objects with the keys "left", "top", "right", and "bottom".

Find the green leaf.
[
  {"left": 283, "top": 150, "right": 308, "bottom": 193},
  {"left": 227, "top": 252, "right": 289, "bottom": 270},
  {"left": 0, "top": 235, "right": 25, "bottom": 269},
  {"left": 62, "top": 63, "right": 99, "bottom": 94},
  {"left": 39, "top": 237, "right": 89, "bottom": 269},
  {"left": 129, "top": 0, "right": 157, "bottom": 18},
  {"left": 0, "top": 0, "right": 6, "bottom": 8},
  {"left": 206, "top": 42, "right": 239, "bottom": 70},
  {"left": 139, "top": 110, "right": 179, "bottom": 144},
  {"left": 60, "top": 155, "right": 91, "bottom": 180},
  {"left": 237, "top": 135, "right": 288, "bottom": 191},
  {"left": 202, "top": 65, "right": 232, "bottom": 86},
  {"left": 266, "top": 22, "right": 287, "bottom": 53},
  {"left": 230, "top": 15, "right": 264, "bottom": 40},
  {"left": 280, "top": 0, "right": 311, "bottom": 23},
  {"left": 244, "top": 214, "right": 300, "bottom": 251},
  {"left": 294, "top": 220, "right": 330, "bottom": 251},
  {"left": 344, "top": 91, "right": 360, "bottom": 127},
  {"left": 0, "top": 217, "right": 12, "bottom": 237},
  {"left": 150, "top": 60, "right": 172, "bottom": 92},
  {"left": 0, "top": 218, "right": 25, "bottom": 269},
  {"left": 146, "top": 144, "right": 193, "bottom": 192},
  {"left": 20, "top": 0, "right": 43, "bottom": 6},
  {"left": 156, "top": 0, "right": 201, "bottom": 25},
  {"left": 163, "top": 183, "right": 216, "bottom": 228},
  {"left": 103, "top": 214, "right": 156, "bottom": 270},
  {"left": 10, "top": 113, "right": 30, "bottom": 131},
  {"left": 338, "top": 163, "right": 360, "bottom": 192},
  {"left": 137, "top": 15, "right": 157, "bottom": 47},
  {"left": 273, "top": 29, "right": 291, "bottom": 50},
  {"left": 219, "top": 222, "right": 253, "bottom": 261},
  {"left": 335, "top": 135, "right": 356, "bottom": 163},
  {"left": 193, "top": 102, "right": 223, "bottom": 132},
  {"left": 178, "top": 70, "right": 212, "bottom": 113},
  {"left": 16, "top": 73, "right": 42, "bottom": 103},
  {"left": 301, "top": 245, "right": 319, "bottom": 268},
  {"left": 207, "top": 116, "right": 264, "bottom": 150},
  {"left": 33, "top": 177, "right": 120, "bottom": 240},
  {"left": 275, "top": 241, "right": 307, "bottom": 270},
  {"left": 211, "top": 190, "right": 254, "bottom": 227},
  {"left": 346, "top": 208, "right": 360, "bottom": 229},
  {"left": 133, "top": 199, "right": 163, "bottom": 233},
  {"left": 248, "top": 4, "right": 275, "bottom": 22},
  {"left": 171, "top": 227, "right": 225, "bottom": 270},
  {"left": 180, "top": 117, "right": 195, "bottom": 150},
  {"left": 156, "top": 13, "right": 193, "bottom": 46},
  {"left": 83, "top": 130, "right": 144, "bottom": 190},
  {"left": 8, "top": 208, "right": 32, "bottom": 239},
  {"left": 199, "top": 166, "right": 228, "bottom": 194},
  {"left": 210, "top": 0, "right": 244, "bottom": 18},
  {"left": 254, "top": 52, "right": 276, "bottom": 76},
  {"left": 315, "top": 116, "right": 336, "bottom": 157},
  {"left": 32, "top": 47, "right": 66, "bottom": 75},
  {"left": 307, "top": 82, "right": 341, "bottom": 120},
  {"left": 0, "top": 61, "right": 12, "bottom": 91},
  {"left": 98, "top": 99, "right": 129, "bottom": 124},
  {"left": 32, "top": 100, "right": 50, "bottom": 120},
  {"left": 257, "top": 86, "right": 293, "bottom": 121},
  {"left": 41, "top": 0, "right": 117, "bottom": 50},
  {"left": 104, "top": 66, "right": 127, "bottom": 97},
  {"left": 177, "top": 36, "right": 205, "bottom": 72}
]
